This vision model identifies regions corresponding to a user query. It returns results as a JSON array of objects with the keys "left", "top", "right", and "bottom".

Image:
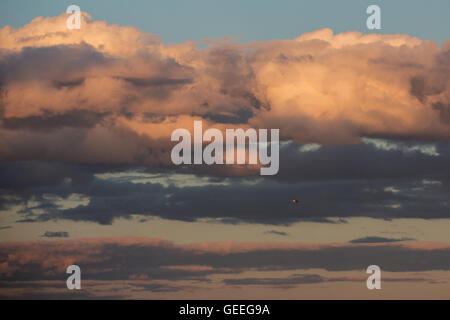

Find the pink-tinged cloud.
[
  {"left": 1, "top": 237, "right": 450, "bottom": 281},
  {"left": 1, "top": 13, "right": 450, "bottom": 167}
]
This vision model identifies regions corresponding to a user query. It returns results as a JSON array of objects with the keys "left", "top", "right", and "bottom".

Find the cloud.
[
  {"left": 223, "top": 274, "right": 324, "bottom": 286},
  {"left": 0, "top": 14, "right": 450, "bottom": 170},
  {"left": 223, "top": 273, "right": 430, "bottom": 288},
  {"left": 3, "top": 154, "right": 450, "bottom": 225},
  {"left": 41, "top": 231, "right": 69, "bottom": 238},
  {"left": 2, "top": 133, "right": 450, "bottom": 226},
  {"left": 2, "top": 109, "right": 109, "bottom": 131},
  {"left": 0, "top": 11, "right": 449, "bottom": 267},
  {"left": 1, "top": 10, "right": 449, "bottom": 301},
  {"left": 1, "top": 237, "right": 449, "bottom": 284},
  {"left": 0, "top": 237, "right": 448, "bottom": 298},
  {"left": 264, "top": 230, "right": 289, "bottom": 236},
  {"left": 349, "top": 236, "right": 415, "bottom": 244},
  {"left": 0, "top": 280, "right": 128, "bottom": 299}
]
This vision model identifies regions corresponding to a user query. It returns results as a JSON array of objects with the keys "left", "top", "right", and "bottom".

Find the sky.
[
  {"left": 1, "top": 0, "right": 450, "bottom": 44},
  {"left": 0, "top": 0, "right": 450, "bottom": 299}
]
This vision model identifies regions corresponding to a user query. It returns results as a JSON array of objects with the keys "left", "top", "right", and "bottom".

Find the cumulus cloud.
[
  {"left": 1, "top": 12, "right": 450, "bottom": 226},
  {"left": 2, "top": 11, "right": 450, "bottom": 301},
  {"left": 1, "top": 13, "right": 450, "bottom": 168}
]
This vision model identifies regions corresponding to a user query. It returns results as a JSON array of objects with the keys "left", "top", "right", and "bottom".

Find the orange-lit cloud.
[{"left": 1, "top": 13, "right": 450, "bottom": 166}]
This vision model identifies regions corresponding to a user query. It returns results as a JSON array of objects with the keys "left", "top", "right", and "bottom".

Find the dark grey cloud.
[
  {"left": 119, "top": 76, "right": 192, "bottom": 87},
  {"left": 0, "top": 281, "right": 124, "bottom": 300},
  {"left": 0, "top": 161, "right": 96, "bottom": 190},
  {"left": 2, "top": 138, "right": 450, "bottom": 224},
  {"left": 41, "top": 231, "right": 69, "bottom": 238},
  {"left": 264, "top": 230, "right": 289, "bottom": 236},
  {"left": 223, "top": 274, "right": 323, "bottom": 286},
  {"left": 0, "top": 43, "right": 107, "bottom": 84},
  {"left": 5, "top": 163, "right": 450, "bottom": 225},
  {"left": 223, "top": 273, "right": 430, "bottom": 288},
  {"left": 433, "top": 101, "right": 450, "bottom": 124},
  {"left": 132, "top": 283, "right": 189, "bottom": 293},
  {"left": 410, "top": 76, "right": 436, "bottom": 103},
  {"left": 52, "top": 78, "right": 85, "bottom": 89},
  {"left": 275, "top": 140, "right": 450, "bottom": 182},
  {"left": 2, "top": 109, "right": 110, "bottom": 131},
  {"left": 198, "top": 108, "right": 254, "bottom": 124},
  {"left": 0, "top": 280, "right": 189, "bottom": 300},
  {"left": 349, "top": 236, "right": 415, "bottom": 244}
]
